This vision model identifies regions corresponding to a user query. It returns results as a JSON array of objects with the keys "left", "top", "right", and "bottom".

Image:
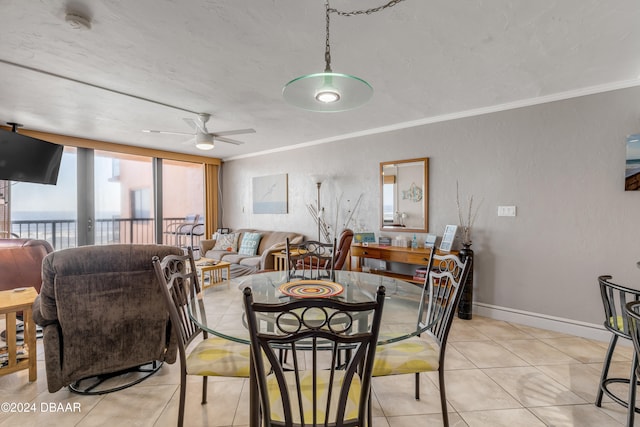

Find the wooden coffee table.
[
  {"left": 0, "top": 287, "right": 38, "bottom": 381},
  {"left": 195, "top": 259, "right": 231, "bottom": 289}
]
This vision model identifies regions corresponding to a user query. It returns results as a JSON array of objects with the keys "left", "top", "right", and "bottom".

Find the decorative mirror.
[{"left": 380, "top": 158, "right": 428, "bottom": 232}]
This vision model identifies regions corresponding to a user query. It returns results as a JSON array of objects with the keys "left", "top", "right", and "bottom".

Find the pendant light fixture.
[{"left": 282, "top": 0, "right": 406, "bottom": 113}]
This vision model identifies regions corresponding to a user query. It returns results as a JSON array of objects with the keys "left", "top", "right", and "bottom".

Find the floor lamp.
[{"left": 316, "top": 181, "right": 322, "bottom": 241}]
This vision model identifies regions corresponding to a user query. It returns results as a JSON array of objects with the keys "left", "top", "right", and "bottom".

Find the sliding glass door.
[
  {"left": 162, "top": 159, "right": 204, "bottom": 252},
  {"left": 94, "top": 150, "right": 155, "bottom": 245},
  {"left": 9, "top": 147, "right": 78, "bottom": 248},
  {"left": 9, "top": 148, "right": 205, "bottom": 250}
]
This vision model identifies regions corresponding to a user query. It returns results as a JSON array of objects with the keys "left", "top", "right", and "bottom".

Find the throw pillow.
[
  {"left": 238, "top": 232, "right": 262, "bottom": 256},
  {"left": 212, "top": 233, "right": 240, "bottom": 252}
]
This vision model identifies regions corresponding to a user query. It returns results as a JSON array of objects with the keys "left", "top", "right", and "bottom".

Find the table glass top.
[{"left": 188, "top": 270, "right": 428, "bottom": 345}]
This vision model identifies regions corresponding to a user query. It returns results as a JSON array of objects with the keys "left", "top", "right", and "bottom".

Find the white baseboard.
[{"left": 473, "top": 302, "right": 616, "bottom": 344}]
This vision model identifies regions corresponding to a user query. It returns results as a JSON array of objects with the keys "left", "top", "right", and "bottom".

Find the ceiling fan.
[{"left": 142, "top": 113, "right": 255, "bottom": 150}]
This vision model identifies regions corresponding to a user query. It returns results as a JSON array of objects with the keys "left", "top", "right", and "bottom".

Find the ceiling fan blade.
[
  {"left": 143, "top": 129, "right": 194, "bottom": 136},
  {"left": 215, "top": 136, "right": 245, "bottom": 145},
  {"left": 182, "top": 118, "right": 198, "bottom": 131},
  {"left": 212, "top": 128, "right": 256, "bottom": 137},
  {"left": 184, "top": 116, "right": 210, "bottom": 134}
]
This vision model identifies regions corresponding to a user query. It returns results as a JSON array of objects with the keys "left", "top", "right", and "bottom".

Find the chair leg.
[
  {"left": 279, "top": 349, "right": 288, "bottom": 366},
  {"left": 596, "top": 334, "right": 617, "bottom": 407},
  {"left": 438, "top": 366, "right": 449, "bottom": 427},
  {"left": 178, "top": 371, "right": 187, "bottom": 427},
  {"left": 414, "top": 372, "right": 420, "bottom": 400},
  {"left": 627, "top": 352, "right": 638, "bottom": 427},
  {"left": 202, "top": 376, "right": 208, "bottom": 404}
]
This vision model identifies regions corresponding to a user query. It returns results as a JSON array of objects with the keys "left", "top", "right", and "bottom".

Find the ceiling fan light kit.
[
  {"left": 282, "top": 0, "right": 405, "bottom": 113},
  {"left": 143, "top": 113, "right": 255, "bottom": 151},
  {"left": 195, "top": 133, "right": 214, "bottom": 150}
]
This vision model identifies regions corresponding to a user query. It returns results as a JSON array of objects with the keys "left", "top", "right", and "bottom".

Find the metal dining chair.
[
  {"left": 243, "top": 285, "right": 386, "bottom": 427},
  {"left": 152, "top": 247, "right": 251, "bottom": 427},
  {"left": 372, "top": 252, "right": 472, "bottom": 427},
  {"left": 596, "top": 275, "right": 640, "bottom": 427},
  {"left": 626, "top": 300, "right": 640, "bottom": 427},
  {"left": 285, "top": 237, "right": 337, "bottom": 281},
  {"left": 164, "top": 213, "right": 201, "bottom": 250}
]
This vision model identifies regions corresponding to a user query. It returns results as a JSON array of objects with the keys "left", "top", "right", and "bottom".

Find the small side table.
[
  {"left": 272, "top": 250, "right": 307, "bottom": 271},
  {"left": 0, "top": 287, "right": 38, "bottom": 381},
  {"left": 195, "top": 259, "right": 231, "bottom": 289},
  {"left": 272, "top": 252, "right": 287, "bottom": 271}
]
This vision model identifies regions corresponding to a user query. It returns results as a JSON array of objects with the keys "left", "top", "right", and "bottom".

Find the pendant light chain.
[
  {"left": 324, "top": 0, "right": 332, "bottom": 72},
  {"left": 323, "top": 0, "right": 407, "bottom": 72},
  {"left": 328, "top": 0, "right": 407, "bottom": 17},
  {"left": 283, "top": 0, "right": 405, "bottom": 111}
]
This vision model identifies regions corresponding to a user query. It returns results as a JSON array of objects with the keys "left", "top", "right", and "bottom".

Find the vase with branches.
[
  {"left": 456, "top": 182, "right": 482, "bottom": 246},
  {"left": 307, "top": 192, "right": 363, "bottom": 243}
]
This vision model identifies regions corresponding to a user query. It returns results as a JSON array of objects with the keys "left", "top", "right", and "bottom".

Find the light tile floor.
[{"left": 0, "top": 315, "right": 637, "bottom": 426}]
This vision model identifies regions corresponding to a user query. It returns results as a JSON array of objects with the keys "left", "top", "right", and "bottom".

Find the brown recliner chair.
[
  {"left": 333, "top": 228, "right": 354, "bottom": 271},
  {"left": 0, "top": 238, "right": 53, "bottom": 293},
  {"left": 32, "top": 244, "right": 183, "bottom": 394},
  {"left": 0, "top": 238, "right": 53, "bottom": 341},
  {"left": 288, "top": 229, "right": 354, "bottom": 278}
]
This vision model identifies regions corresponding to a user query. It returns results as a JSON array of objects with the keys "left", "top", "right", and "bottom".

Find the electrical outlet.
[{"left": 498, "top": 206, "right": 516, "bottom": 217}]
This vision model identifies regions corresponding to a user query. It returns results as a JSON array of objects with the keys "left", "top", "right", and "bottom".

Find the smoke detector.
[{"left": 65, "top": 12, "right": 91, "bottom": 30}]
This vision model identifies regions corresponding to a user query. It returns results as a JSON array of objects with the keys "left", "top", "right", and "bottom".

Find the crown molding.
[{"left": 225, "top": 78, "right": 640, "bottom": 162}]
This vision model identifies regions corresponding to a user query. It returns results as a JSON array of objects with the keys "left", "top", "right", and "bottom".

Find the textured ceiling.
[{"left": 1, "top": 0, "right": 639, "bottom": 160}]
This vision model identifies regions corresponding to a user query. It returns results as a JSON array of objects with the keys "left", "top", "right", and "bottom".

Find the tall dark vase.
[{"left": 458, "top": 242, "right": 474, "bottom": 320}]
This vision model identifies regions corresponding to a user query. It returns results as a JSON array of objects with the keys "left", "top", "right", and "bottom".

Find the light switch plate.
[{"left": 498, "top": 206, "right": 516, "bottom": 217}]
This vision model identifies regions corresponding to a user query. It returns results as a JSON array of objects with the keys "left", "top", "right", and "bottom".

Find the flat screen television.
[{"left": 0, "top": 129, "right": 63, "bottom": 185}]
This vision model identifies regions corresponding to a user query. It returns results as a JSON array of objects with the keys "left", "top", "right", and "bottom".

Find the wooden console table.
[
  {"left": 350, "top": 243, "right": 474, "bottom": 319},
  {"left": 351, "top": 244, "right": 435, "bottom": 284}
]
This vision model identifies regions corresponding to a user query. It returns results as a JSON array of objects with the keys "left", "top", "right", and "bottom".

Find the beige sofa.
[{"left": 200, "top": 229, "right": 304, "bottom": 276}]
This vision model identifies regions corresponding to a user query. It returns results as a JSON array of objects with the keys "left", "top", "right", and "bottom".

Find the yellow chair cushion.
[
  {"left": 186, "top": 337, "right": 251, "bottom": 377},
  {"left": 266, "top": 370, "right": 361, "bottom": 424},
  {"left": 609, "top": 315, "right": 625, "bottom": 331},
  {"left": 372, "top": 335, "right": 440, "bottom": 376}
]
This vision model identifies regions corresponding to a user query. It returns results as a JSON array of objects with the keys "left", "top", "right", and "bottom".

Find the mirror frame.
[{"left": 380, "top": 157, "right": 429, "bottom": 233}]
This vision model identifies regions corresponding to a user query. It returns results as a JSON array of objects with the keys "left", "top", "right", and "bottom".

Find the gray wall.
[{"left": 221, "top": 87, "right": 640, "bottom": 326}]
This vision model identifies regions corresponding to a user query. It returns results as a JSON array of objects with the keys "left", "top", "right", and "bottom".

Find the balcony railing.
[{"left": 10, "top": 217, "right": 203, "bottom": 251}]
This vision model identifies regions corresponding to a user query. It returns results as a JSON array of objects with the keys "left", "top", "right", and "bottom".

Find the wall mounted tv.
[{"left": 0, "top": 129, "right": 63, "bottom": 185}]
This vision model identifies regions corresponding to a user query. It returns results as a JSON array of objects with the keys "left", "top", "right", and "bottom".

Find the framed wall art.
[{"left": 252, "top": 173, "right": 288, "bottom": 214}]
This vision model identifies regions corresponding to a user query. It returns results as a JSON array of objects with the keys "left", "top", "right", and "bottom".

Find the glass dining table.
[
  {"left": 187, "top": 269, "right": 429, "bottom": 426},
  {"left": 187, "top": 269, "right": 429, "bottom": 345}
]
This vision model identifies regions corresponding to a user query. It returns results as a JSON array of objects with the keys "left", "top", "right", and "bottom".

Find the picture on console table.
[
  {"left": 252, "top": 173, "right": 288, "bottom": 214},
  {"left": 424, "top": 233, "right": 437, "bottom": 248},
  {"left": 439, "top": 225, "right": 458, "bottom": 252},
  {"left": 354, "top": 232, "right": 376, "bottom": 244}
]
